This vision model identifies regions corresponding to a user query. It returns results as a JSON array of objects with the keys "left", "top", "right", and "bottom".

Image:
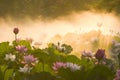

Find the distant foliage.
[{"left": 0, "top": 0, "right": 119, "bottom": 19}]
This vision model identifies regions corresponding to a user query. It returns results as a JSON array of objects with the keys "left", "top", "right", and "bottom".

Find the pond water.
[{"left": 0, "top": 11, "right": 120, "bottom": 47}]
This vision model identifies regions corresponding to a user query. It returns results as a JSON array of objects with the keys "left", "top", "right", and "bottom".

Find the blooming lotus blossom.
[
  {"left": 66, "top": 62, "right": 81, "bottom": 71},
  {"left": 19, "top": 66, "right": 32, "bottom": 73},
  {"left": 114, "top": 70, "right": 120, "bottom": 80},
  {"left": 16, "top": 45, "right": 28, "bottom": 53},
  {"left": 52, "top": 62, "right": 81, "bottom": 72},
  {"left": 22, "top": 54, "right": 38, "bottom": 66},
  {"left": 13, "top": 27, "right": 19, "bottom": 34},
  {"left": 52, "top": 62, "right": 66, "bottom": 71},
  {"left": 5, "top": 53, "right": 16, "bottom": 62},
  {"left": 95, "top": 49, "right": 106, "bottom": 61},
  {"left": 82, "top": 50, "right": 93, "bottom": 57}
]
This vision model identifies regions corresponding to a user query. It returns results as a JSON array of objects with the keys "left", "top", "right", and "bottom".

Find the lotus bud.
[{"left": 13, "top": 27, "right": 19, "bottom": 34}]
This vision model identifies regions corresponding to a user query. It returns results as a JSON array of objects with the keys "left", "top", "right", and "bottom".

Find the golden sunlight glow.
[{"left": 0, "top": 11, "right": 120, "bottom": 50}]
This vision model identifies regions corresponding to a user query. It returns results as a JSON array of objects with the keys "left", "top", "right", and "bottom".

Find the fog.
[{"left": 0, "top": 11, "right": 120, "bottom": 45}]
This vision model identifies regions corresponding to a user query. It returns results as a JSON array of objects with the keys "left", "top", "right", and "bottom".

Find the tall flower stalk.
[{"left": 3, "top": 67, "right": 8, "bottom": 80}]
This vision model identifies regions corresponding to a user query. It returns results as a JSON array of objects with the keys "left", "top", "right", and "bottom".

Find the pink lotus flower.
[
  {"left": 52, "top": 62, "right": 81, "bottom": 72},
  {"left": 95, "top": 49, "right": 106, "bottom": 61},
  {"left": 114, "top": 70, "right": 120, "bottom": 80},
  {"left": 52, "top": 62, "right": 66, "bottom": 71},
  {"left": 13, "top": 27, "right": 19, "bottom": 34},
  {"left": 16, "top": 45, "right": 28, "bottom": 53},
  {"left": 22, "top": 54, "right": 38, "bottom": 66}
]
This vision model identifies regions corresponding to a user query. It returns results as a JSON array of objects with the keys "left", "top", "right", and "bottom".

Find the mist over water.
[{"left": 0, "top": 11, "right": 120, "bottom": 45}]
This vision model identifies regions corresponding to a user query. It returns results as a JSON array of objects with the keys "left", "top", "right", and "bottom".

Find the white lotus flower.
[
  {"left": 19, "top": 66, "right": 32, "bottom": 73},
  {"left": 66, "top": 62, "right": 81, "bottom": 71},
  {"left": 82, "top": 50, "right": 93, "bottom": 57},
  {"left": 5, "top": 53, "right": 16, "bottom": 62}
]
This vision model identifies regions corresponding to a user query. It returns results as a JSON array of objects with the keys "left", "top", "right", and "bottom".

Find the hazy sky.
[{"left": 0, "top": 11, "right": 120, "bottom": 44}]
